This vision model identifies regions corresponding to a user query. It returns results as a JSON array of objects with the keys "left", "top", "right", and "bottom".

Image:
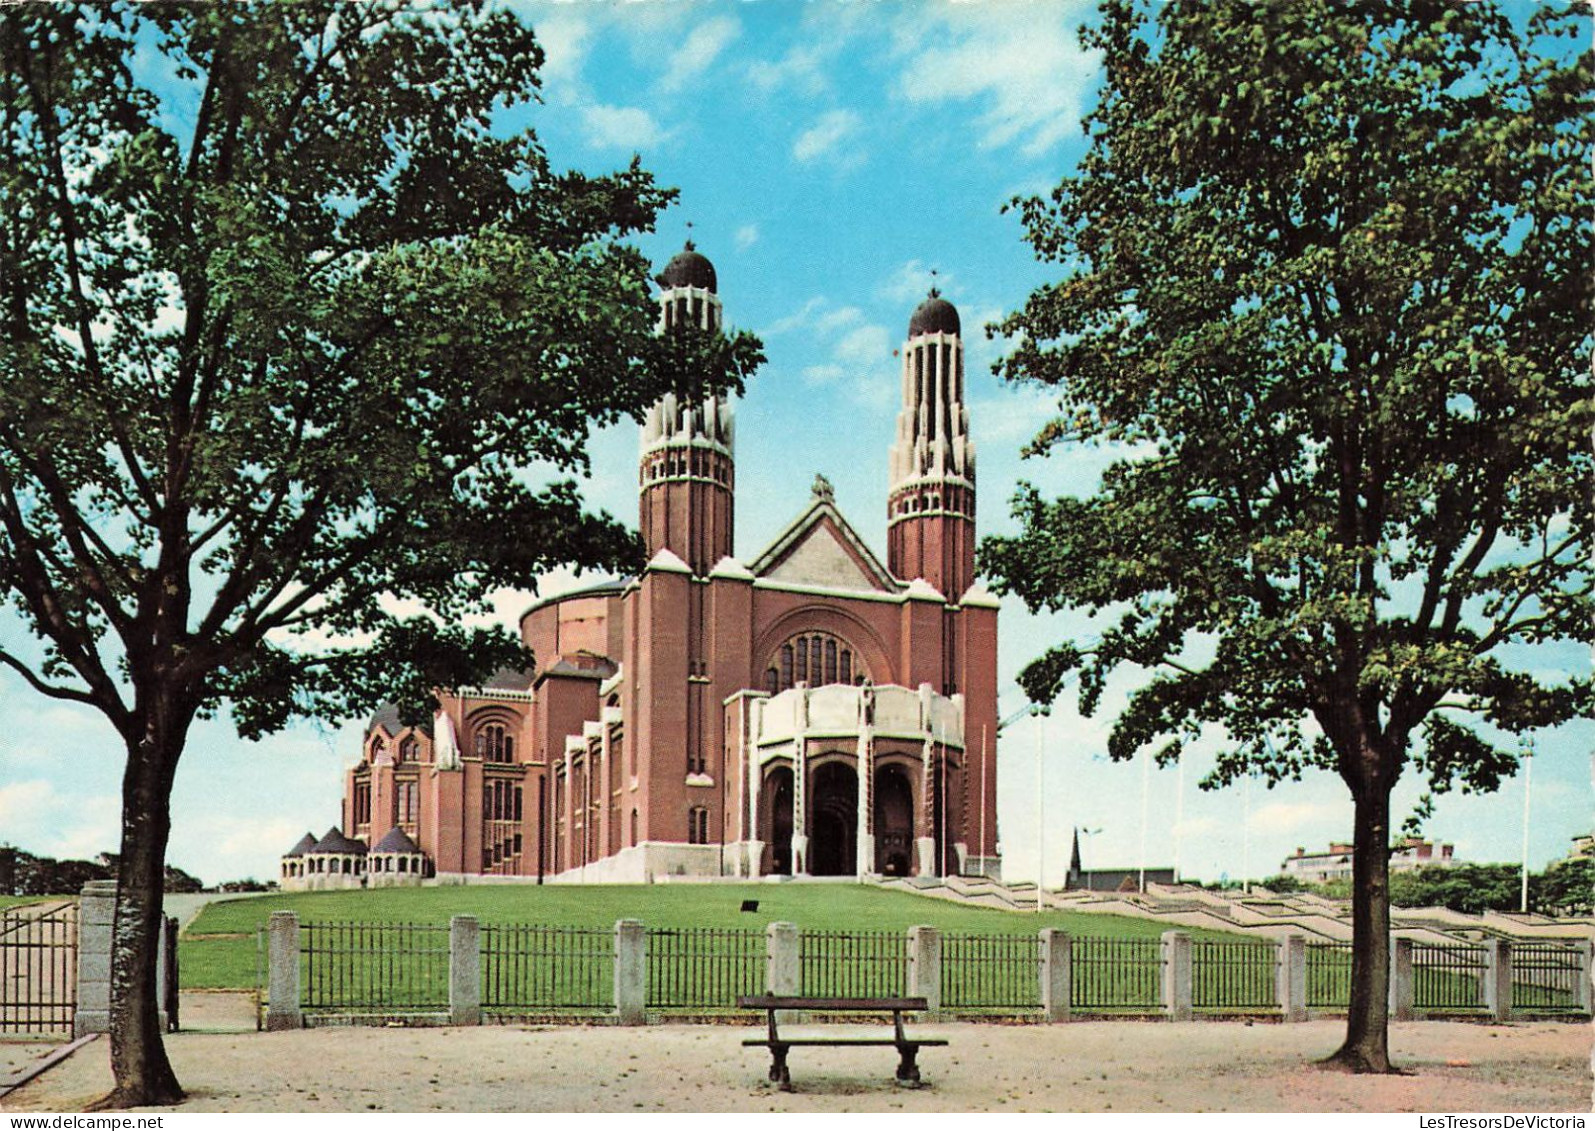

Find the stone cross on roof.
[{"left": 811, "top": 472, "right": 834, "bottom": 502}]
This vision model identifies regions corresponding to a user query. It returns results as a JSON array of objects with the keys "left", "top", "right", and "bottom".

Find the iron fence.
[
  {"left": 1072, "top": 936, "right": 1161, "bottom": 1012},
  {"left": 481, "top": 925, "right": 612, "bottom": 1013},
  {"left": 1511, "top": 943, "right": 1585, "bottom": 1014},
  {"left": 1306, "top": 941, "right": 1353, "bottom": 1009},
  {"left": 800, "top": 929, "right": 907, "bottom": 997},
  {"left": 1412, "top": 943, "right": 1488, "bottom": 1013},
  {"left": 940, "top": 932, "right": 1041, "bottom": 1011},
  {"left": 646, "top": 927, "right": 764, "bottom": 1010},
  {"left": 1192, "top": 940, "right": 1278, "bottom": 1012},
  {"left": 0, "top": 902, "right": 78, "bottom": 1037},
  {"left": 301, "top": 921, "right": 449, "bottom": 1013}
]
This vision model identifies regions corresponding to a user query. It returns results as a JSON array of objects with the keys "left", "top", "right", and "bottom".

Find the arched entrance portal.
[
  {"left": 808, "top": 761, "right": 857, "bottom": 876},
  {"left": 765, "top": 767, "right": 793, "bottom": 876},
  {"left": 874, "top": 763, "right": 914, "bottom": 876}
]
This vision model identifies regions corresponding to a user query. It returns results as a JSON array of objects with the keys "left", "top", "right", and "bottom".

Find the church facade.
[{"left": 281, "top": 243, "right": 1000, "bottom": 888}]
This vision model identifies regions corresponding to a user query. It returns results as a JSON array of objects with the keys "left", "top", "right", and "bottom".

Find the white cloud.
[
  {"left": 763, "top": 296, "right": 828, "bottom": 337},
  {"left": 835, "top": 324, "right": 892, "bottom": 369},
  {"left": 661, "top": 15, "right": 740, "bottom": 93},
  {"left": 793, "top": 109, "right": 863, "bottom": 166},
  {"left": 802, "top": 364, "right": 845, "bottom": 387},
  {"left": 526, "top": 9, "right": 592, "bottom": 102},
  {"left": 0, "top": 780, "right": 54, "bottom": 827},
  {"left": 734, "top": 224, "right": 759, "bottom": 252},
  {"left": 815, "top": 305, "right": 865, "bottom": 335},
  {"left": 580, "top": 103, "right": 668, "bottom": 150},
  {"left": 1251, "top": 799, "right": 1349, "bottom": 837},
  {"left": 747, "top": 44, "right": 829, "bottom": 96},
  {"left": 892, "top": 5, "right": 1100, "bottom": 157}
]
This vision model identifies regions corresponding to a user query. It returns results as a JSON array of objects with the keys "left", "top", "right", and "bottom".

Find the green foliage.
[
  {"left": 0, "top": 2, "right": 764, "bottom": 740},
  {"left": 983, "top": 0, "right": 1591, "bottom": 793}
]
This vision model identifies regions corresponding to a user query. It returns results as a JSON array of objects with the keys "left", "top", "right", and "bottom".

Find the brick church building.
[{"left": 282, "top": 243, "right": 1000, "bottom": 888}]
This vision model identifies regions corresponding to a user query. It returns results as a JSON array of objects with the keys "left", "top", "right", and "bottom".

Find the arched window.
[
  {"left": 474, "top": 723, "right": 514, "bottom": 763},
  {"left": 368, "top": 738, "right": 385, "bottom": 763},
  {"left": 399, "top": 737, "right": 419, "bottom": 763},
  {"left": 764, "top": 632, "right": 868, "bottom": 693}
]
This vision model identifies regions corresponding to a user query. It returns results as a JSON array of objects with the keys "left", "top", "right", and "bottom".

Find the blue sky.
[{"left": 0, "top": 0, "right": 1587, "bottom": 888}]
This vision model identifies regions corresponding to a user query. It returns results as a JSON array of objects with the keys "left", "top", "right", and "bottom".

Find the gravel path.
[{"left": 3, "top": 996, "right": 1588, "bottom": 1114}]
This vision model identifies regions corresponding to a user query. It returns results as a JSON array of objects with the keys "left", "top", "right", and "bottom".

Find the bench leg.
[
  {"left": 895, "top": 1045, "right": 922, "bottom": 1086},
  {"left": 769, "top": 1044, "right": 792, "bottom": 1091}
]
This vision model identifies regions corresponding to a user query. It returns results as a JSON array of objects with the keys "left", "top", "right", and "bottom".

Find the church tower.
[
  {"left": 887, "top": 290, "right": 976, "bottom": 599},
  {"left": 639, "top": 243, "right": 736, "bottom": 575}
]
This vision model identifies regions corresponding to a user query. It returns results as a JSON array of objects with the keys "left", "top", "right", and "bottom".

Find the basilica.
[{"left": 281, "top": 243, "right": 1000, "bottom": 888}]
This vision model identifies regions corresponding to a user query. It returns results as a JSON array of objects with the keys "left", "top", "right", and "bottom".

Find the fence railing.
[
  {"left": 1511, "top": 943, "right": 1586, "bottom": 1014},
  {"left": 0, "top": 903, "right": 78, "bottom": 1037},
  {"left": 1073, "top": 937, "right": 1161, "bottom": 1012},
  {"left": 646, "top": 927, "right": 763, "bottom": 1010},
  {"left": 256, "top": 915, "right": 1593, "bottom": 1030},
  {"left": 940, "top": 932, "right": 1040, "bottom": 1011},
  {"left": 483, "top": 925, "right": 613, "bottom": 1013},
  {"left": 301, "top": 921, "right": 449, "bottom": 1014},
  {"left": 800, "top": 929, "right": 907, "bottom": 998},
  {"left": 1412, "top": 943, "right": 1489, "bottom": 1014},
  {"left": 1192, "top": 940, "right": 1278, "bottom": 1013},
  {"left": 1305, "top": 941, "right": 1353, "bottom": 1009}
]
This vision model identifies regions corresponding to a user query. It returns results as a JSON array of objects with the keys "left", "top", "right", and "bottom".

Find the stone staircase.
[{"left": 870, "top": 874, "right": 1595, "bottom": 946}]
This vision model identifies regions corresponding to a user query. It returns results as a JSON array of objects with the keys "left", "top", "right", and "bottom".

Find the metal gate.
[{"left": 0, "top": 901, "right": 78, "bottom": 1037}]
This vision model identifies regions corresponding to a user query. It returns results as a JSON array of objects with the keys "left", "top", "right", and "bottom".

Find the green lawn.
[
  {"left": 0, "top": 894, "right": 70, "bottom": 912},
  {"left": 180, "top": 882, "right": 1243, "bottom": 992}
]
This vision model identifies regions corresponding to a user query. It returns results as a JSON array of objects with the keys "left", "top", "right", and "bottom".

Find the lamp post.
[
  {"left": 1034, "top": 706, "right": 1045, "bottom": 912},
  {"left": 1520, "top": 735, "right": 1535, "bottom": 914},
  {"left": 1138, "top": 746, "right": 1151, "bottom": 893}
]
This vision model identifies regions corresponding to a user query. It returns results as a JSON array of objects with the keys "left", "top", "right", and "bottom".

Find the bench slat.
[
  {"left": 743, "top": 1039, "right": 949, "bottom": 1048},
  {"left": 736, "top": 996, "right": 929, "bottom": 1011}
]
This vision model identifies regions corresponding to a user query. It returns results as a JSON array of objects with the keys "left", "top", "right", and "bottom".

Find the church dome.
[
  {"left": 908, "top": 291, "right": 959, "bottom": 337},
  {"left": 657, "top": 242, "right": 717, "bottom": 293}
]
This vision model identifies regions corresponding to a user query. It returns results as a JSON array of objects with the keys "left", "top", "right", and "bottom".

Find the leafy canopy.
[
  {"left": 0, "top": 1, "right": 762, "bottom": 737},
  {"left": 982, "top": 0, "right": 1591, "bottom": 796}
]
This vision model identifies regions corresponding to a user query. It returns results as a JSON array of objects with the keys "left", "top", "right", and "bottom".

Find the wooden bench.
[{"left": 737, "top": 994, "right": 949, "bottom": 1091}]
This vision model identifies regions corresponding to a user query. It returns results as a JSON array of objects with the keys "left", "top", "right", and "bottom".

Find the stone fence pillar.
[
  {"left": 1575, "top": 940, "right": 1593, "bottom": 1016},
  {"left": 766, "top": 921, "right": 800, "bottom": 996},
  {"left": 614, "top": 919, "right": 646, "bottom": 1026},
  {"left": 449, "top": 915, "right": 481, "bottom": 1026},
  {"left": 1277, "top": 934, "right": 1307, "bottom": 1023},
  {"left": 1161, "top": 930, "right": 1192, "bottom": 1021},
  {"left": 907, "top": 926, "right": 942, "bottom": 1015},
  {"left": 1390, "top": 936, "right": 1414, "bottom": 1022},
  {"left": 1040, "top": 928, "right": 1071, "bottom": 1023},
  {"left": 73, "top": 880, "right": 116, "bottom": 1038},
  {"left": 1483, "top": 939, "right": 1512, "bottom": 1023},
  {"left": 265, "top": 911, "right": 302, "bottom": 1031}
]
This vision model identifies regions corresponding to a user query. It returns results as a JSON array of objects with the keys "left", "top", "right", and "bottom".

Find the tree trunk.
[
  {"left": 1322, "top": 773, "right": 1399, "bottom": 1073},
  {"left": 89, "top": 721, "right": 187, "bottom": 1109}
]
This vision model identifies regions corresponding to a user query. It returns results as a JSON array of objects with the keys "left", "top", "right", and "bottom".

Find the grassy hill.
[{"left": 180, "top": 881, "right": 1240, "bottom": 990}]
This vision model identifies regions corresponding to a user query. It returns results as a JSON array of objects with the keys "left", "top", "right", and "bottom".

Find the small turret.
[
  {"left": 887, "top": 288, "right": 976, "bottom": 600},
  {"left": 639, "top": 241, "right": 735, "bottom": 576}
]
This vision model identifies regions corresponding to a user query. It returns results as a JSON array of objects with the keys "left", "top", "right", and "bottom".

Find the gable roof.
[{"left": 748, "top": 494, "right": 896, "bottom": 593}]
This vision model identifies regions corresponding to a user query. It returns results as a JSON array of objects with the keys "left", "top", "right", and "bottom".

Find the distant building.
[
  {"left": 280, "top": 243, "right": 1000, "bottom": 888},
  {"left": 1063, "top": 828, "right": 1174, "bottom": 892},
  {"left": 1281, "top": 836, "right": 1456, "bottom": 883}
]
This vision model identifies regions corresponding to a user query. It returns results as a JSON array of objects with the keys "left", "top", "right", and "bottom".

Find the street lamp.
[
  {"left": 1520, "top": 735, "right": 1535, "bottom": 914},
  {"left": 1075, "top": 826, "right": 1103, "bottom": 890}
]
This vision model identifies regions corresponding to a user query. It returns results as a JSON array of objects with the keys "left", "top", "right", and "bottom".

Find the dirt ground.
[{"left": 3, "top": 993, "right": 1590, "bottom": 1114}]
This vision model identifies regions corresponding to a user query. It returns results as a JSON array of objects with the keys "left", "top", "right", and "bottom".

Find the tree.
[
  {"left": 0, "top": 2, "right": 760, "bottom": 1107},
  {"left": 983, "top": 1, "right": 1590, "bottom": 1073}
]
